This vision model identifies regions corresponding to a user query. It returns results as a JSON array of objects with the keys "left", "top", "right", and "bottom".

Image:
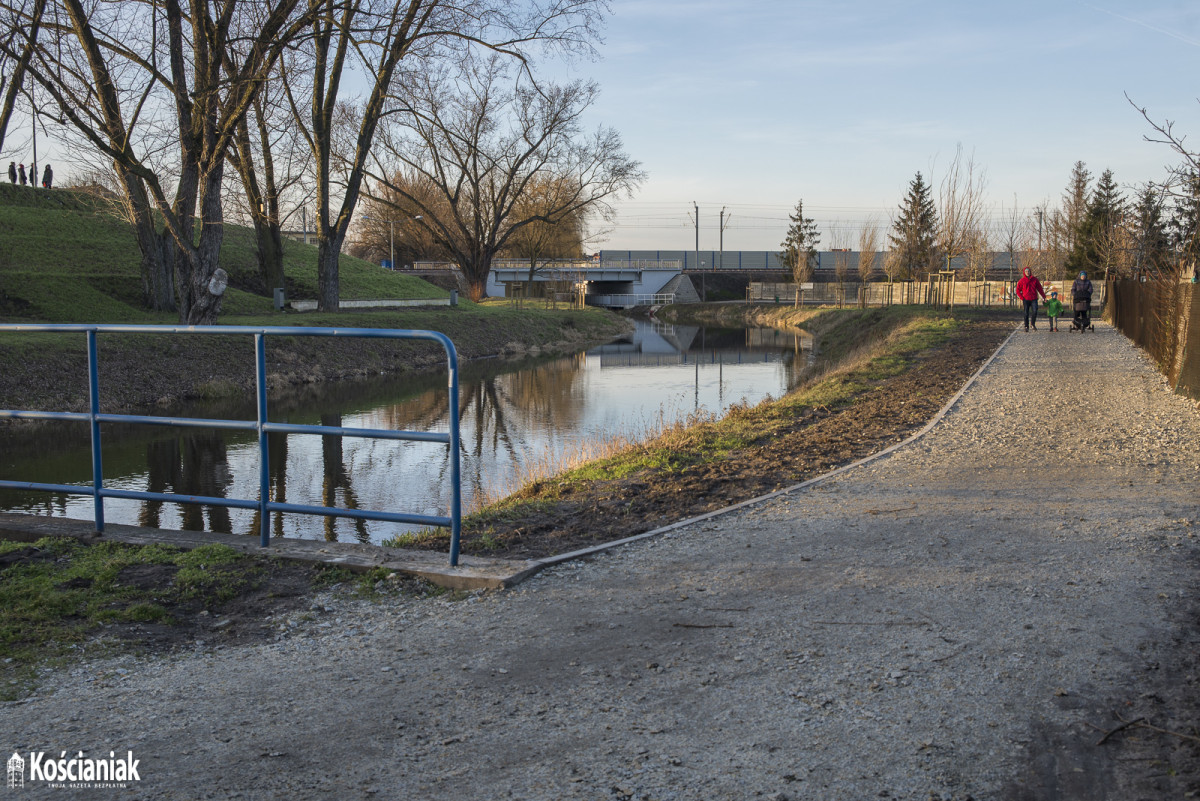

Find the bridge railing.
[
  {"left": 0, "top": 324, "right": 465, "bottom": 565},
  {"left": 585, "top": 293, "right": 676, "bottom": 307}
]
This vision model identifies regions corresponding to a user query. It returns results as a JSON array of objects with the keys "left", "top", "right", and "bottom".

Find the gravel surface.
[{"left": 4, "top": 321, "right": 1199, "bottom": 800}]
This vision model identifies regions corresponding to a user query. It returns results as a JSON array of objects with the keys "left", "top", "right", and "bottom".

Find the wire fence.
[
  {"left": 748, "top": 280, "right": 1107, "bottom": 308},
  {"left": 1106, "top": 279, "right": 1200, "bottom": 401}
]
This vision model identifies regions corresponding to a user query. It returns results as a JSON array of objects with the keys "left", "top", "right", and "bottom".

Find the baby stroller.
[{"left": 1070, "top": 298, "right": 1094, "bottom": 332}]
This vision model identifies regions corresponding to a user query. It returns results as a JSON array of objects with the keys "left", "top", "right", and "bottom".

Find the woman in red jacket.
[{"left": 1015, "top": 267, "right": 1047, "bottom": 331}]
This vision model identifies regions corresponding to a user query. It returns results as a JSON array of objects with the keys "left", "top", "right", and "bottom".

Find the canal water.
[{"left": 0, "top": 321, "right": 816, "bottom": 544}]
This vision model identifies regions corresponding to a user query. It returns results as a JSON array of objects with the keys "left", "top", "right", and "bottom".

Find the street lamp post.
[
  {"left": 387, "top": 218, "right": 394, "bottom": 272},
  {"left": 361, "top": 214, "right": 422, "bottom": 269}
]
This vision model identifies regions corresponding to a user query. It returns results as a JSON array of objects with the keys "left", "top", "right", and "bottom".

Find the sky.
[{"left": 548, "top": 0, "right": 1200, "bottom": 252}]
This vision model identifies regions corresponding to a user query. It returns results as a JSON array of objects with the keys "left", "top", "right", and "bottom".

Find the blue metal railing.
[{"left": 0, "top": 324, "right": 464, "bottom": 565}]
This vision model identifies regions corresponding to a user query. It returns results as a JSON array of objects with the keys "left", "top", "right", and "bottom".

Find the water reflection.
[
  {"left": 0, "top": 321, "right": 817, "bottom": 544},
  {"left": 137, "top": 433, "right": 234, "bottom": 534}
]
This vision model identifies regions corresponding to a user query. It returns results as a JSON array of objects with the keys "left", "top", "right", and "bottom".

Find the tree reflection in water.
[
  {"left": 137, "top": 431, "right": 233, "bottom": 533},
  {"left": 6, "top": 324, "right": 813, "bottom": 544},
  {"left": 246, "top": 431, "right": 288, "bottom": 540},
  {"left": 320, "top": 414, "right": 368, "bottom": 543}
]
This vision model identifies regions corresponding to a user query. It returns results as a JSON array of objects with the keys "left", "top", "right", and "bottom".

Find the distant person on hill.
[
  {"left": 41, "top": 164, "right": 52, "bottom": 189},
  {"left": 17, "top": 163, "right": 26, "bottom": 185},
  {"left": 1015, "top": 267, "right": 1046, "bottom": 331},
  {"left": 1045, "top": 289, "right": 1063, "bottom": 332},
  {"left": 7, "top": 162, "right": 15, "bottom": 184}
]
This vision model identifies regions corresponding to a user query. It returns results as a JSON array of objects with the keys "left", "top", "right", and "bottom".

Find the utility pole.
[
  {"left": 693, "top": 201, "right": 699, "bottom": 271},
  {"left": 719, "top": 206, "right": 731, "bottom": 270},
  {"left": 1036, "top": 207, "right": 1044, "bottom": 251}
]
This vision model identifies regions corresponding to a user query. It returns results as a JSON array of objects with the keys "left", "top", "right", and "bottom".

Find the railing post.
[
  {"left": 446, "top": 344, "right": 462, "bottom": 566},
  {"left": 255, "top": 333, "right": 270, "bottom": 548},
  {"left": 87, "top": 329, "right": 105, "bottom": 533}
]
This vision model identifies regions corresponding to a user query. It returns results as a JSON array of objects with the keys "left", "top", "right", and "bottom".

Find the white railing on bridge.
[
  {"left": 491, "top": 259, "right": 684, "bottom": 272},
  {"left": 598, "top": 259, "right": 683, "bottom": 271},
  {"left": 586, "top": 293, "right": 676, "bottom": 307}
]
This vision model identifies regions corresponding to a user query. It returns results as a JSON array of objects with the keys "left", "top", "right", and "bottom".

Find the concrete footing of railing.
[{"left": 0, "top": 513, "right": 538, "bottom": 591}]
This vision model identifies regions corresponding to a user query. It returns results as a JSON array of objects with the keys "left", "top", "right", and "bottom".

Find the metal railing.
[
  {"left": 0, "top": 324, "right": 464, "bottom": 565},
  {"left": 585, "top": 293, "right": 676, "bottom": 307}
]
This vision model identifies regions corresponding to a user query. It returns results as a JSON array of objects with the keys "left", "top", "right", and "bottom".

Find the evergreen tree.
[
  {"left": 1131, "top": 183, "right": 1171, "bottom": 278},
  {"left": 1170, "top": 170, "right": 1200, "bottom": 280},
  {"left": 1051, "top": 161, "right": 1091, "bottom": 259},
  {"left": 889, "top": 172, "right": 938, "bottom": 279},
  {"left": 780, "top": 199, "right": 821, "bottom": 284},
  {"left": 1067, "top": 168, "right": 1124, "bottom": 278}
]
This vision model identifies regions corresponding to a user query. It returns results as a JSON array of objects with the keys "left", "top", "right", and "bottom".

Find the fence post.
[
  {"left": 87, "top": 329, "right": 105, "bottom": 533},
  {"left": 446, "top": 344, "right": 463, "bottom": 566},
  {"left": 255, "top": 333, "right": 271, "bottom": 548}
]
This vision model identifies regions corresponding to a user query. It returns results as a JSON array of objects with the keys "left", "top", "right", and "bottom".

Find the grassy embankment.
[
  {"left": 388, "top": 304, "right": 986, "bottom": 551},
  {"left": 0, "top": 181, "right": 629, "bottom": 408}
]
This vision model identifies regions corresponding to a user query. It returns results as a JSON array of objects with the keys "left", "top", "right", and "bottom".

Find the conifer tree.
[
  {"left": 889, "top": 172, "right": 938, "bottom": 279},
  {"left": 1131, "top": 183, "right": 1171, "bottom": 278},
  {"left": 1170, "top": 170, "right": 1200, "bottom": 280},
  {"left": 1067, "top": 168, "right": 1124, "bottom": 278},
  {"left": 780, "top": 200, "right": 821, "bottom": 284}
]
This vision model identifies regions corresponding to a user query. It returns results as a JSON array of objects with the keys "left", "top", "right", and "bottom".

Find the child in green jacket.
[{"left": 1045, "top": 289, "right": 1063, "bottom": 331}]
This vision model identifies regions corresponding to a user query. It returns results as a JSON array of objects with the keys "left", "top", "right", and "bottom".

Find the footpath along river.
[{"left": 2, "top": 321, "right": 1197, "bottom": 799}]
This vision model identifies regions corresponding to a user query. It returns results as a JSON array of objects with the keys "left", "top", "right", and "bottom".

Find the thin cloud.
[{"left": 1079, "top": 2, "right": 1200, "bottom": 48}]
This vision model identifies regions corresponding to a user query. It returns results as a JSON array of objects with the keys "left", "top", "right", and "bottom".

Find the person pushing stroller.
[{"left": 1071, "top": 270, "right": 1094, "bottom": 332}]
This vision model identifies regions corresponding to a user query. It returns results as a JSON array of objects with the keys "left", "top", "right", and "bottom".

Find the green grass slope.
[{"left": 0, "top": 181, "right": 446, "bottom": 322}]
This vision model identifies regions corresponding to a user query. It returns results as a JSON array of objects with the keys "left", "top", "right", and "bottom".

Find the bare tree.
[
  {"left": 9, "top": 0, "right": 320, "bottom": 322},
  {"left": 280, "top": 0, "right": 608, "bottom": 312},
  {"left": 857, "top": 216, "right": 880, "bottom": 306},
  {"left": 0, "top": 0, "right": 43, "bottom": 154},
  {"left": 936, "top": 144, "right": 988, "bottom": 275},
  {"left": 505, "top": 176, "right": 587, "bottom": 304},
  {"left": 965, "top": 225, "right": 990, "bottom": 284},
  {"left": 227, "top": 69, "right": 314, "bottom": 294},
  {"left": 367, "top": 56, "right": 643, "bottom": 301},
  {"left": 997, "top": 198, "right": 1029, "bottom": 287},
  {"left": 829, "top": 219, "right": 850, "bottom": 306}
]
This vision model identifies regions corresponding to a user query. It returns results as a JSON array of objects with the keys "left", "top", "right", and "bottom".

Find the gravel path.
[{"left": 5, "top": 321, "right": 1200, "bottom": 800}]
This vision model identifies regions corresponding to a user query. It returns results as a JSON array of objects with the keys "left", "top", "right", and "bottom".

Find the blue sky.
[{"left": 556, "top": 0, "right": 1200, "bottom": 251}]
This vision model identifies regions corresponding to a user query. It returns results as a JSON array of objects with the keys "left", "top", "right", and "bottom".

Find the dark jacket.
[{"left": 1072, "top": 278, "right": 1093, "bottom": 303}]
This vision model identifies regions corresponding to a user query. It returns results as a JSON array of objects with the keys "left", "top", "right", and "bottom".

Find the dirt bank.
[
  {"left": 0, "top": 306, "right": 631, "bottom": 414},
  {"left": 451, "top": 307, "right": 1016, "bottom": 558}
]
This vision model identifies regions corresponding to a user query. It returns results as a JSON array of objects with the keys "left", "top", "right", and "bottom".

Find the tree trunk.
[
  {"left": 114, "top": 166, "right": 176, "bottom": 312},
  {"left": 255, "top": 219, "right": 286, "bottom": 293},
  {"left": 460, "top": 253, "right": 492, "bottom": 302},
  {"left": 317, "top": 237, "right": 341, "bottom": 312},
  {"left": 179, "top": 162, "right": 226, "bottom": 325}
]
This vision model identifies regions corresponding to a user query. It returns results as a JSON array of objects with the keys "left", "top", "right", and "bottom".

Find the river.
[{"left": 0, "top": 320, "right": 816, "bottom": 544}]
